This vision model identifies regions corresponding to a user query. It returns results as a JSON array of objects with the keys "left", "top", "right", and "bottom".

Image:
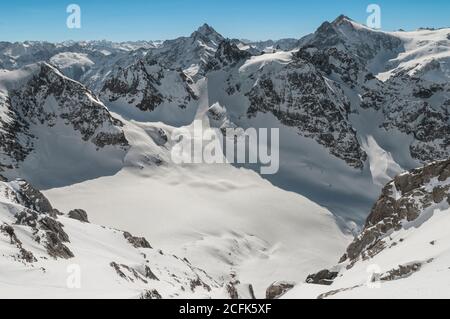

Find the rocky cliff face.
[
  {"left": 206, "top": 40, "right": 252, "bottom": 71},
  {"left": 301, "top": 15, "right": 403, "bottom": 62},
  {"left": 343, "top": 159, "right": 450, "bottom": 266},
  {"left": 295, "top": 16, "right": 450, "bottom": 164},
  {"left": 0, "top": 63, "right": 129, "bottom": 186},
  {"left": 99, "top": 25, "right": 225, "bottom": 115},
  {"left": 360, "top": 75, "right": 450, "bottom": 163},
  {"left": 100, "top": 59, "right": 197, "bottom": 112},
  {"left": 10, "top": 63, "right": 128, "bottom": 147},
  {"left": 245, "top": 53, "right": 367, "bottom": 169},
  {"left": 144, "top": 24, "right": 224, "bottom": 79}
]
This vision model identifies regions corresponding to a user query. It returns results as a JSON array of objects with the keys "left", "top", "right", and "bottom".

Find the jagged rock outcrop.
[
  {"left": 302, "top": 15, "right": 403, "bottom": 61},
  {"left": 100, "top": 24, "right": 225, "bottom": 114},
  {"left": 140, "top": 289, "right": 162, "bottom": 299},
  {"left": 306, "top": 269, "right": 338, "bottom": 286},
  {"left": 0, "top": 180, "right": 74, "bottom": 259},
  {"left": 292, "top": 159, "right": 450, "bottom": 298},
  {"left": 266, "top": 281, "right": 295, "bottom": 299},
  {"left": 100, "top": 59, "right": 197, "bottom": 112},
  {"left": 68, "top": 209, "right": 89, "bottom": 223},
  {"left": 123, "top": 231, "right": 152, "bottom": 249},
  {"left": 206, "top": 40, "right": 252, "bottom": 71},
  {"left": 342, "top": 159, "right": 450, "bottom": 266},
  {"left": 0, "top": 224, "right": 36, "bottom": 263},
  {"left": 144, "top": 24, "right": 224, "bottom": 79},
  {"left": 9, "top": 63, "right": 128, "bottom": 148}
]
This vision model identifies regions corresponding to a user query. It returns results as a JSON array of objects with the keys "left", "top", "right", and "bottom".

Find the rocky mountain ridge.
[
  {"left": 282, "top": 158, "right": 450, "bottom": 299},
  {"left": 0, "top": 62, "right": 129, "bottom": 187}
]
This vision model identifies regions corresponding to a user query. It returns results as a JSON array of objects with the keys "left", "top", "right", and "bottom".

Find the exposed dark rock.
[
  {"left": 101, "top": 59, "right": 196, "bottom": 112},
  {"left": 144, "top": 265, "right": 159, "bottom": 281},
  {"left": 296, "top": 20, "right": 449, "bottom": 164},
  {"left": 8, "top": 63, "right": 129, "bottom": 155},
  {"left": 1, "top": 224, "right": 37, "bottom": 263},
  {"left": 19, "top": 247, "right": 37, "bottom": 263},
  {"left": 1, "top": 224, "right": 16, "bottom": 244},
  {"left": 15, "top": 207, "right": 74, "bottom": 259},
  {"left": 39, "top": 215, "right": 74, "bottom": 259},
  {"left": 15, "top": 209, "right": 39, "bottom": 228},
  {"left": 140, "top": 289, "right": 162, "bottom": 299},
  {"left": 68, "top": 209, "right": 89, "bottom": 223},
  {"left": 226, "top": 282, "right": 239, "bottom": 299},
  {"left": 0, "top": 95, "right": 33, "bottom": 171},
  {"left": 413, "top": 88, "right": 434, "bottom": 99},
  {"left": 343, "top": 159, "right": 450, "bottom": 267},
  {"left": 246, "top": 58, "right": 366, "bottom": 169},
  {"left": 432, "top": 186, "right": 448, "bottom": 203},
  {"left": 123, "top": 231, "right": 152, "bottom": 249},
  {"left": 39, "top": 216, "right": 70, "bottom": 243},
  {"left": 380, "top": 262, "right": 424, "bottom": 281},
  {"left": 306, "top": 269, "right": 338, "bottom": 286},
  {"left": 206, "top": 40, "right": 252, "bottom": 71},
  {"left": 92, "top": 132, "right": 128, "bottom": 149},
  {"left": 44, "top": 231, "right": 74, "bottom": 259},
  {"left": 363, "top": 79, "right": 449, "bottom": 163},
  {"left": 110, "top": 262, "right": 150, "bottom": 283},
  {"left": 190, "top": 276, "right": 212, "bottom": 293},
  {"left": 266, "top": 281, "right": 295, "bottom": 299},
  {"left": 110, "top": 262, "right": 127, "bottom": 279},
  {"left": 147, "top": 127, "right": 168, "bottom": 146},
  {"left": 14, "top": 180, "right": 54, "bottom": 214},
  {"left": 248, "top": 284, "right": 256, "bottom": 299},
  {"left": 318, "top": 285, "right": 361, "bottom": 299}
]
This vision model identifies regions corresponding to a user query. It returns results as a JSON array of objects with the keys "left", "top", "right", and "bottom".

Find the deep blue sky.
[{"left": 0, "top": 0, "right": 449, "bottom": 42}]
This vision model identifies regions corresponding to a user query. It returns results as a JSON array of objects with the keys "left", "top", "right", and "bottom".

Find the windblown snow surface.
[{"left": 44, "top": 115, "right": 349, "bottom": 298}]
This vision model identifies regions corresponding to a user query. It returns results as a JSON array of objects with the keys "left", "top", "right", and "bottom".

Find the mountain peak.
[
  {"left": 197, "top": 23, "right": 215, "bottom": 33},
  {"left": 191, "top": 23, "right": 223, "bottom": 41},
  {"left": 332, "top": 14, "right": 353, "bottom": 25},
  {"left": 313, "top": 15, "right": 355, "bottom": 36}
]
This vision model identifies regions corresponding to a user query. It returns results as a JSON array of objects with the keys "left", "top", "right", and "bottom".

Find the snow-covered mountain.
[
  {"left": 0, "top": 62, "right": 129, "bottom": 188},
  {"left": 0, "top": 178, "right": 225, "bottom": 298},
  {"left": 0, "top": 62, "right": 348, "bottom": 299},
  {"left": 93, "top": 17, "right": 448, "bottom": 225},
  {"left": 284, "top": 159, "right": 450, "bottom": 299},
  {"left": 238, "top": 38, "right": 299, "bottom": 53},
  {"left": 0, "top": 15, "right": 449, "bottom": 299},
  {"left": 0, "top": 40, "right": 159, "bottom": 92}
]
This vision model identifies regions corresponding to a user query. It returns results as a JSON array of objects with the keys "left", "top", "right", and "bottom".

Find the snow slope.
[
  {"left": 0, "top": 179, "right": 223, "bottom": 299},
  {"left": 44, "top": 116, "right": 349, "bottom": 298},
  {"left": 378, "top": 28, "right": 450, "bottom": 82},
  {"left": 0, "top": 63, "right": 347, "bottom": 298}
]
